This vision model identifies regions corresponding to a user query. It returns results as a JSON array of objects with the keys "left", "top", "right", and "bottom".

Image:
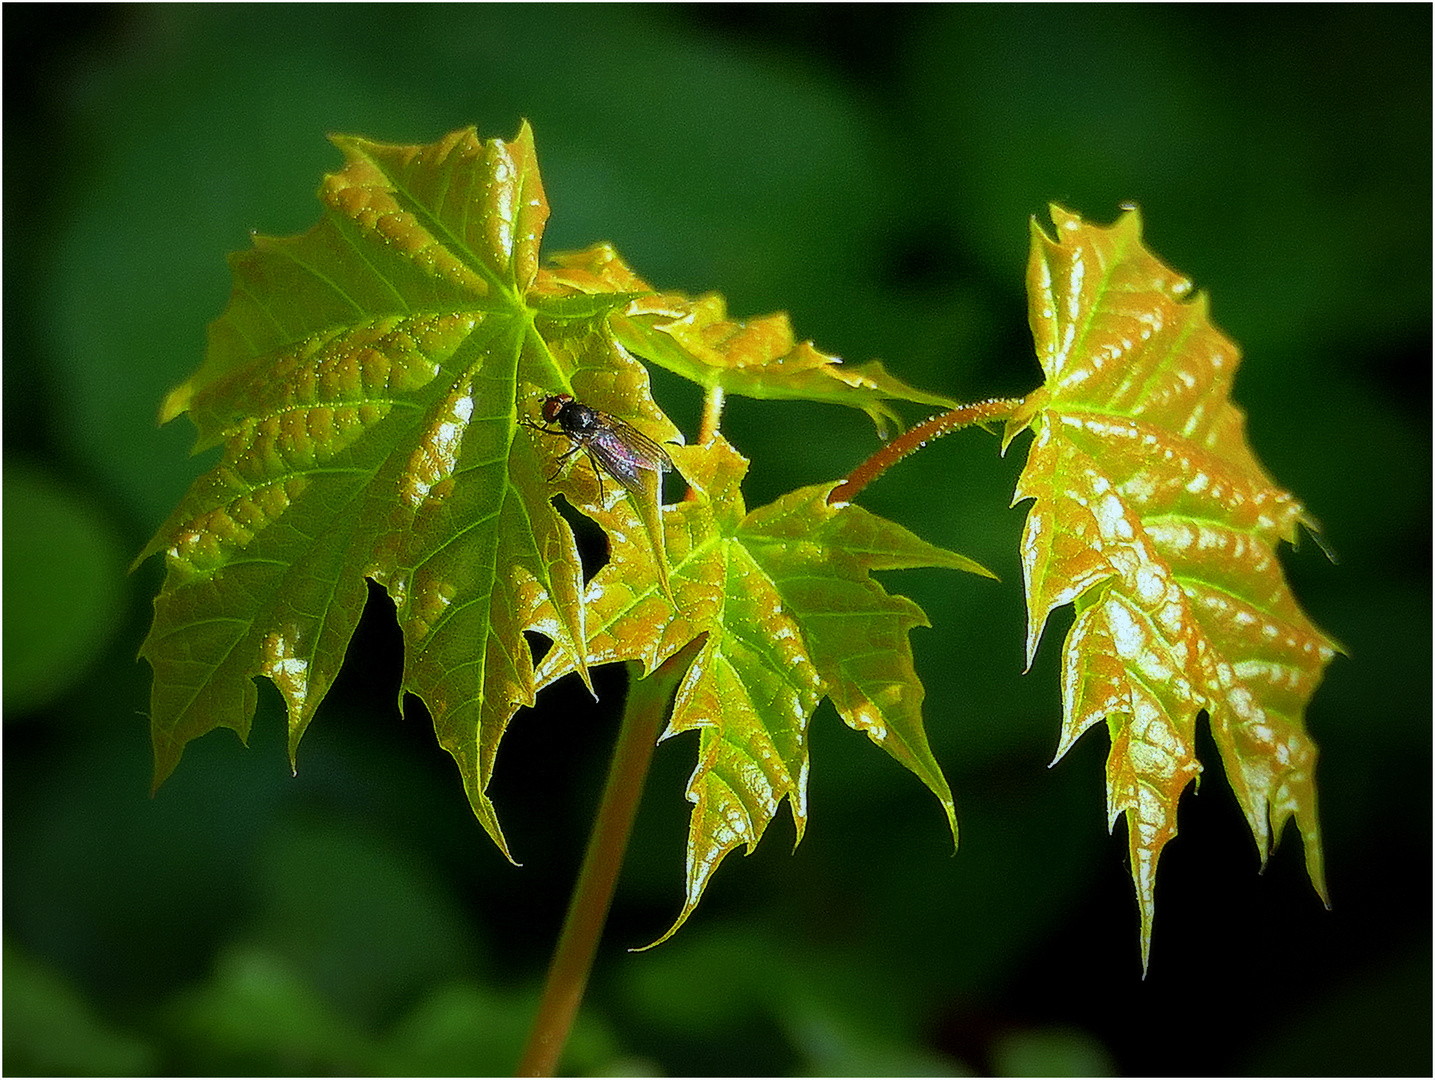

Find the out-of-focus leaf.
[
  {"left": 3, "top": 942, "right": 157, "bottom": 1076},
  {"left": 539, "top": 244, "right": 957, "bottom": 437},
  {"left": 167, "top": 946, "right": 378, "bottom": 1075},
  {"left": 1008, "top": 205, "right": 1339, "bottom": 970},
  {"left": 380, "top": 981, "right": 642, "bottom": 1077},
  {"left": 4, "top": 463, "right": 128, "bottom": 714},
  {"left": 534, "top": 435, "right": 993, "bottom": 939},
  {"left": 989, "top": 1025, "right": 1115, "bottom": 1077}
]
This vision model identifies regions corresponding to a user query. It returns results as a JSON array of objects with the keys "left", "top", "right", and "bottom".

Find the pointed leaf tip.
[
  {"left": 1017, "top": 206, "right": 1339, "bottom": 968},
  {"left": 533, "top": 437, "right": 982, "bottom": 942},
  {"left": 136, "top": 125, "right": 647, "bottom": 860}
]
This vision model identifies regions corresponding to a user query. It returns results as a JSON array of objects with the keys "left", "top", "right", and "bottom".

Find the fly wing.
[
  {"left": 608, "top": 418, "right": 673, "bottom": 473},
  {"left": 585, "top": 419, "right": 672, "bottom": 496}
]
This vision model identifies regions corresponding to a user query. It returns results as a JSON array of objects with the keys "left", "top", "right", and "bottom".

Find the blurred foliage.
[
  {"left": 4, "top": 463, "right": 127, "bottom": 713},
  {"left": 4, "top": 4, "right": 1428, "bottom": 1075}
]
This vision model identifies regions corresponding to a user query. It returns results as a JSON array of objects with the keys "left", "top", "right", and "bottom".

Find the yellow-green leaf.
[
  {"left": 136, "top": 126, "right": 682, "bottom": 860},
  {"left": 1009, "top": 205, "right": 1340, "bottom": 971},
  {"left": 532, "top": 435, "right": 993, "bottom": 942},
  {"left": 541, "top": 244, "right": 956, "bottom": 436}
]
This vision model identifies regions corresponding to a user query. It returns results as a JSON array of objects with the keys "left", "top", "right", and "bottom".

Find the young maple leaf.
[
  {"left": 1006, "top": 205, "right": 1341, "bottom": 972},
  {"left": 529, "top": 434, "right": 995, "bottom": 942},
  {"left": 134, "top": 125, "right": 679, "bottom": 859},
  {"left": 136, "top": 124, "right": 961, "bottom": 864},
  {"left": 535, "top": 244, "right": 956, "bottom": 437}
]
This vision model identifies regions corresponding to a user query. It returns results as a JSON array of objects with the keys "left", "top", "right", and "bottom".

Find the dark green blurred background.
[{"left": 5, "top": 5, "right": 1429, "bottom": 1075}]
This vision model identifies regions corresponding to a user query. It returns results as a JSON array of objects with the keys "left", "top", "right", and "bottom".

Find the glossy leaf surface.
[
  {"left": 533, "top": 435, "right": 993, "bottom": 940},
  {"left": 138, "top": 125, "right": 968, "bottom": 871},
  {"left": 1008, "top": 205, "right": 1340, "bottom": 970},
  {"left": 136, "top": 126, "right": 676, "bottom": 858},
  {"left": 539, "top": 244, "right": 956, "bottom": 436}
]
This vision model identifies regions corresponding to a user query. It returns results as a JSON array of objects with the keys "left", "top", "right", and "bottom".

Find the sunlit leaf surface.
[
  {"left": 1008, "top": 205, "right": 1339, "bottom": 970},
  {"left": 137, "top": 125, "right": 674, "bottom": 858},
  {"left": 539, "top": 244, "right": 956, "bottom": 437},
  {"left": 138, "top": 125, "right": 968, "bottom": 870},
  {"left": 533, "top": 435, "right": 993, "bottom": 940}
]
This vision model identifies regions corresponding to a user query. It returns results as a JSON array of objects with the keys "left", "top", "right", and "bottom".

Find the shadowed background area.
[{"left": 5, "top": 5, "right": 1429, "bottom": 1075}]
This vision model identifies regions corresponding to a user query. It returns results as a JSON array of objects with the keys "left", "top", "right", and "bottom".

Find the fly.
[{"left": 524, "top": 393, "right": 672, "bottom": 500}]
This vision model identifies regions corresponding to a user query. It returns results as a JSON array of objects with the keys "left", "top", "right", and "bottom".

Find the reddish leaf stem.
[
  {"left": 516, "top": 641, "right": 702, "bottom": 1077},
  {"left": 697, "top": 385, "right": 726, "bottom": 446},
  {"left": 683, "top": 386, "right": 726, "bottom": 504},
  {"left": 828, "top": 397, "right": 1026, "bottom": 505}
]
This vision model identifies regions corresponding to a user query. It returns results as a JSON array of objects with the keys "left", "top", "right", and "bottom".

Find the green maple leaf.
[
  {"left": 532, "top": 435, "right": 994, "bottom": 940},
  {"left": 136, "top": 125, "right": 607, "bottom": 858},
  {"left": 536, "top": 244, "right": 957, "bottom": 437},
  {"left": 1007, "top": 205, "right": 1341, "bottom": 971},
  {"left": 137, "top": 124, "right": 958, "bottom": 861}
]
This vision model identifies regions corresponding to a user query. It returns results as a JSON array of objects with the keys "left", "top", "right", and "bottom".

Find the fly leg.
[{"left": 526, "top": 423, "right": 607, "bottom": 501}]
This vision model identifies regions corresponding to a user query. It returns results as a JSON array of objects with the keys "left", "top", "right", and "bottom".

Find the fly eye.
[{"left": 541, "top": 395, "right": 570, "bottom": 423}]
